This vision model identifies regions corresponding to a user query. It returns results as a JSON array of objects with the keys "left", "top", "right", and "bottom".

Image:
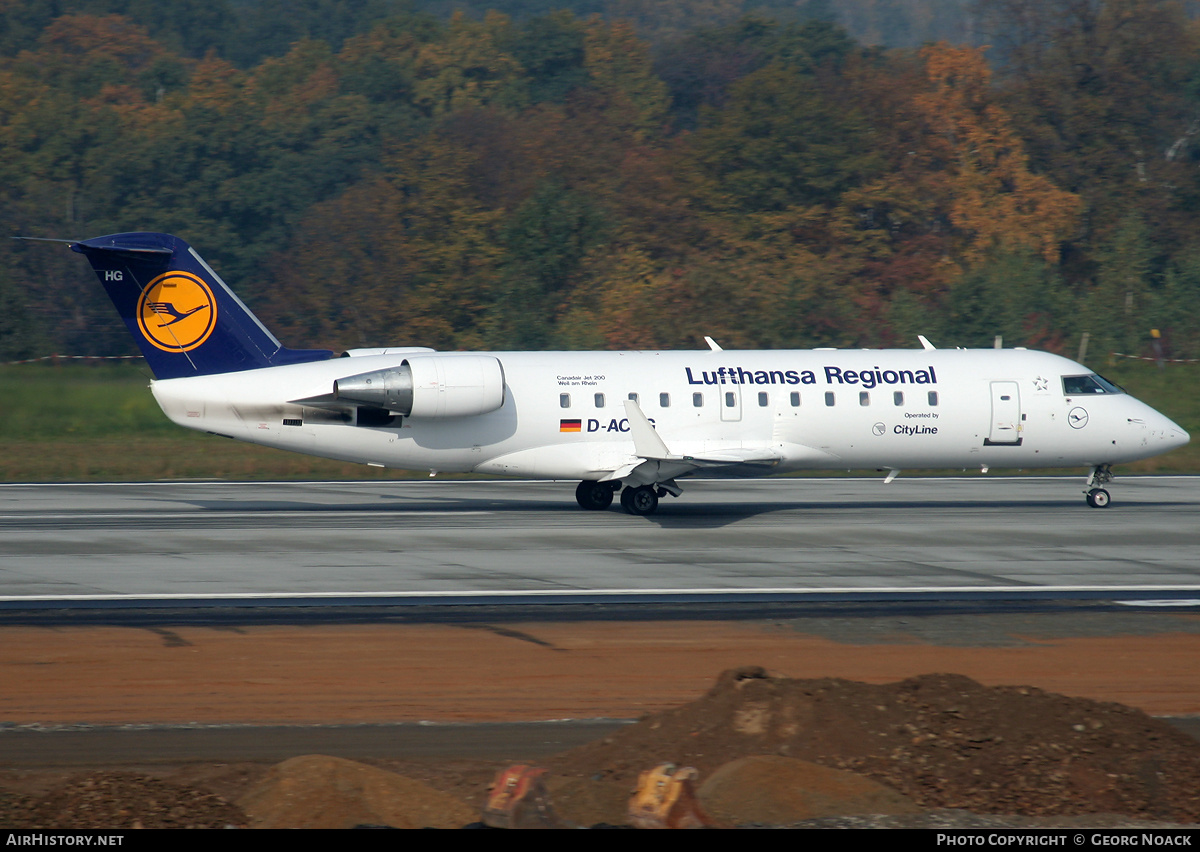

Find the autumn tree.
[
  {"left": 691, "top": 62, "right": 880, "bottom": 216},
  {"left": 263, "top": 130, "right": 509, "bottom": 351},
  {"left": 979, "top": 0, "right": 1200, "bottom": 248},
  {"left": 911, "top": 43, "right": 1081, "bottom": 269},
  {"left": 411, "top": 11, "right": 526, "bottom": 117},
  {"left": 654, "top": 14, "right": 856, "bottom": 128}
]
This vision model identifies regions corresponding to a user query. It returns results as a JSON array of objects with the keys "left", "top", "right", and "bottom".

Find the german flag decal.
[{"left": 559, "top": 419, "right": 582, "bottom": 432}]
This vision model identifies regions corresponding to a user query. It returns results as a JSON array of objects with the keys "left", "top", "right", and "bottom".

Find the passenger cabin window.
[
  {"left": 693, "top": 392, "right": 703, "bottom": 407},
  {"left": 724, "top": 391, "right": 736, "bottom": 407},
  {"left": 1062, "top": 374, "right": 1125, "bottom": 395},
  {"left": 659, "top": 392, "right": 670, "bottom": 407},
  {"left": 893, "top": 391, "right": 904, "bottom": 406},
  {"left": 927, "top": 391, "right": 939, "bottom": 406},
  {"left": 824, "top": 392, "right": 835, "bottom": 407},
  {"left": 628, "top": 392, "right": 639, "bottom": 404},
  {"left": 859, "top": 391, "right": 870, "bottom": 407},
  {"left": 559, "top": 393, "right": 570, "bottom": 409},
  {"left": 790, "top": 392, "right": 801, "bottom": 407},
  {"left": 758, "top": 391, "right": 769, "bottom": 407},
  {"left": 594, "top": 393, "right": 605, "bottom": 408}
]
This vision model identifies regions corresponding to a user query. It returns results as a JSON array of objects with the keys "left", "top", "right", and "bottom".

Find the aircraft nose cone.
[{"left": 1156, "top": 414, "right": 1189, "bottom": 450}]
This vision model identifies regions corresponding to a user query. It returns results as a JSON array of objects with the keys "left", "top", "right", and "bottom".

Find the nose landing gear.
[{"left": 1084, "top": 464, "right": 1113, "bottom": 508}]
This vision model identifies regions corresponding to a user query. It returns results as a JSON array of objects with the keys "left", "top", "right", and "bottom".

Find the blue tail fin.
[{"left": 72, "top": 232, "right": 332, "bottom": 380}]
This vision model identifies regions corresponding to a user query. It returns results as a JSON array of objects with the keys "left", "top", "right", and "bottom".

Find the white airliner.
[{"left": 62, "top": 232, "right": 1188, "bottom": 514}]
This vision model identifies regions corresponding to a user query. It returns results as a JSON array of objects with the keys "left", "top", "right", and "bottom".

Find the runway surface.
[{"left": 2, "top": 476, "right": 1199, "bottom": 607}]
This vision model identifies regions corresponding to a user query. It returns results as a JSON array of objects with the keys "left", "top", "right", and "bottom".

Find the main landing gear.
[
  {"left": 1084, "top": 464, "right": 1113, "bottom": 509},
  {"left": 620, "top": 484, "right": 659, "bottom": 516},
  {"left": 575, "top": 480, "right": 673, "bottom": 515},
  {"left": 575, "top": 479, "right": 619, "bottom": 510}
]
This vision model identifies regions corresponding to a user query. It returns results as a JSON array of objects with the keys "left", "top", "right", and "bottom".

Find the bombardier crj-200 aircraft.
[{"left": 61, "top": 232, "right": 1188, "bottom": 515}]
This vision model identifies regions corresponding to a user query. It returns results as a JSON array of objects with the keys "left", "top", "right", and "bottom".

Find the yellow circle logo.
[{"left": 136, "top": 272, "right": 217, "bottom": 352}]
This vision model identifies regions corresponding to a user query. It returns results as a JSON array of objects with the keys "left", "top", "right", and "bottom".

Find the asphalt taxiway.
[{"left": 2, "top": 477, "right": 1198, "bottom": 609}]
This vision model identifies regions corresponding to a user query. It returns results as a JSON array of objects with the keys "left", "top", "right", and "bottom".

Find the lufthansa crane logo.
[{"left": 136, "top": 271, "right": 216, "bottom": 352}]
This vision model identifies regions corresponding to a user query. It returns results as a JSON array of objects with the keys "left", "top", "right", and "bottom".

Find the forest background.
[{"left": 2, "top": 0, "right": 1200, "bottom": 369}]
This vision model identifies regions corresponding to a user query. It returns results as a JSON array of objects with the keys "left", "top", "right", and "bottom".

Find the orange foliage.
[
  {"left": 34, "top": 14, "right": 166, "bottom": 73},
  {"left": 914, "top": 43, "right": 1081, "bottom": 267}
]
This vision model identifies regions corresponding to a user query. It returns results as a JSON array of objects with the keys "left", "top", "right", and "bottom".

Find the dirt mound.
[
  {"left": 6, "top": 772, "right": 247, "bottom": 829},
  {"left": 699, "top": 755, "right": 920, "bottom": 825},
  {"left": 4, "top": 669, "right": 1200, "bottom": 828},
  {"left": 237, "top": 754, "right": 476, "bottom": 829},
  {"left": 541, "top": 773, "right": 638, "bottom": 826},
  {"left": 549, "top": 667, "right": 1200, "bottom": 822}
]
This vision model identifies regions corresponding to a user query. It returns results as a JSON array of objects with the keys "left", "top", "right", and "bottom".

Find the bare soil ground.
[{"left": 2, "top": 617, "right": 1200, "bottom": 828}]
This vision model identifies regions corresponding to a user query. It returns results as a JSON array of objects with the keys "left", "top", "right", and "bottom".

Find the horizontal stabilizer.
[{"left": 70, "top": 242, "right": 174, "bottom": 258}]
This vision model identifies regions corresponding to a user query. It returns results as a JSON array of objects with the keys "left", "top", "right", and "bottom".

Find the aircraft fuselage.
[{"left": 150, "top": 348, "right": 1186, "bottom": 480}]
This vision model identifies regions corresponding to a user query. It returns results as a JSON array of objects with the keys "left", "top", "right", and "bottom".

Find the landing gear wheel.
[
  {"left": 620, "top": 485, "right": 659, "bottom": 516},
  {"left": 1086, "top": 488, "right": 1111, "bottom": 508},
  {"left": 575, "top": 480, "right": 614, "bottom": 510}
]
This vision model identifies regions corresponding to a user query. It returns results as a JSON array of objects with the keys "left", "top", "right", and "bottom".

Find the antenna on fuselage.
[{"left": 917, "top": 335, "right": 936, "bottom": 351}]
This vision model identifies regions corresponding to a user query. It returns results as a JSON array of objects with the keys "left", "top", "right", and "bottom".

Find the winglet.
[{"left": 624, "top": 399, "right": 671, "bottom": 459}]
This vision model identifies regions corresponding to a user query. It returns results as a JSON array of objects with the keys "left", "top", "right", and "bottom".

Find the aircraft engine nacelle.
[{"left": 333, "top": 355, "right": 506, "bottom": 418}]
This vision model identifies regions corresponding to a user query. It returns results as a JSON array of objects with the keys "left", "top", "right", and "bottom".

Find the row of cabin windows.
[{"left": 559, "top": 390, "right": 940, "bottom": 408}]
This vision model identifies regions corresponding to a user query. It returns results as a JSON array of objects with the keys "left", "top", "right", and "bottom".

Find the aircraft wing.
[
  {"left": 602, "top": 400, "right": 782, "bottom": 486},
  {"left": 672, "top": 447, "right": 784, "bottom": 465}
]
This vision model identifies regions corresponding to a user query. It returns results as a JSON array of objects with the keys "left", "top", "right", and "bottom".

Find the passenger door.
[{"left": 987, "top": 381, "right": 1021, "bottom": 445}]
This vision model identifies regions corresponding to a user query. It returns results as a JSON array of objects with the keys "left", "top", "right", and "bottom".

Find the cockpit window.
[{"left": 1062, "top": 374, "right": 1125, "bottom": 395}]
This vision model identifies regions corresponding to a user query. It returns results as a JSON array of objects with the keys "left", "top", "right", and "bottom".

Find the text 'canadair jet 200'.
[{"left": 66, "top": 232, "right": 1188, "bottom": 514}]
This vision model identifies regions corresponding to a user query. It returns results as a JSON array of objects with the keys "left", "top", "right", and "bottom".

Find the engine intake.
[{"left": 333, "top": 355, "right": 505, "bottom": 418}]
